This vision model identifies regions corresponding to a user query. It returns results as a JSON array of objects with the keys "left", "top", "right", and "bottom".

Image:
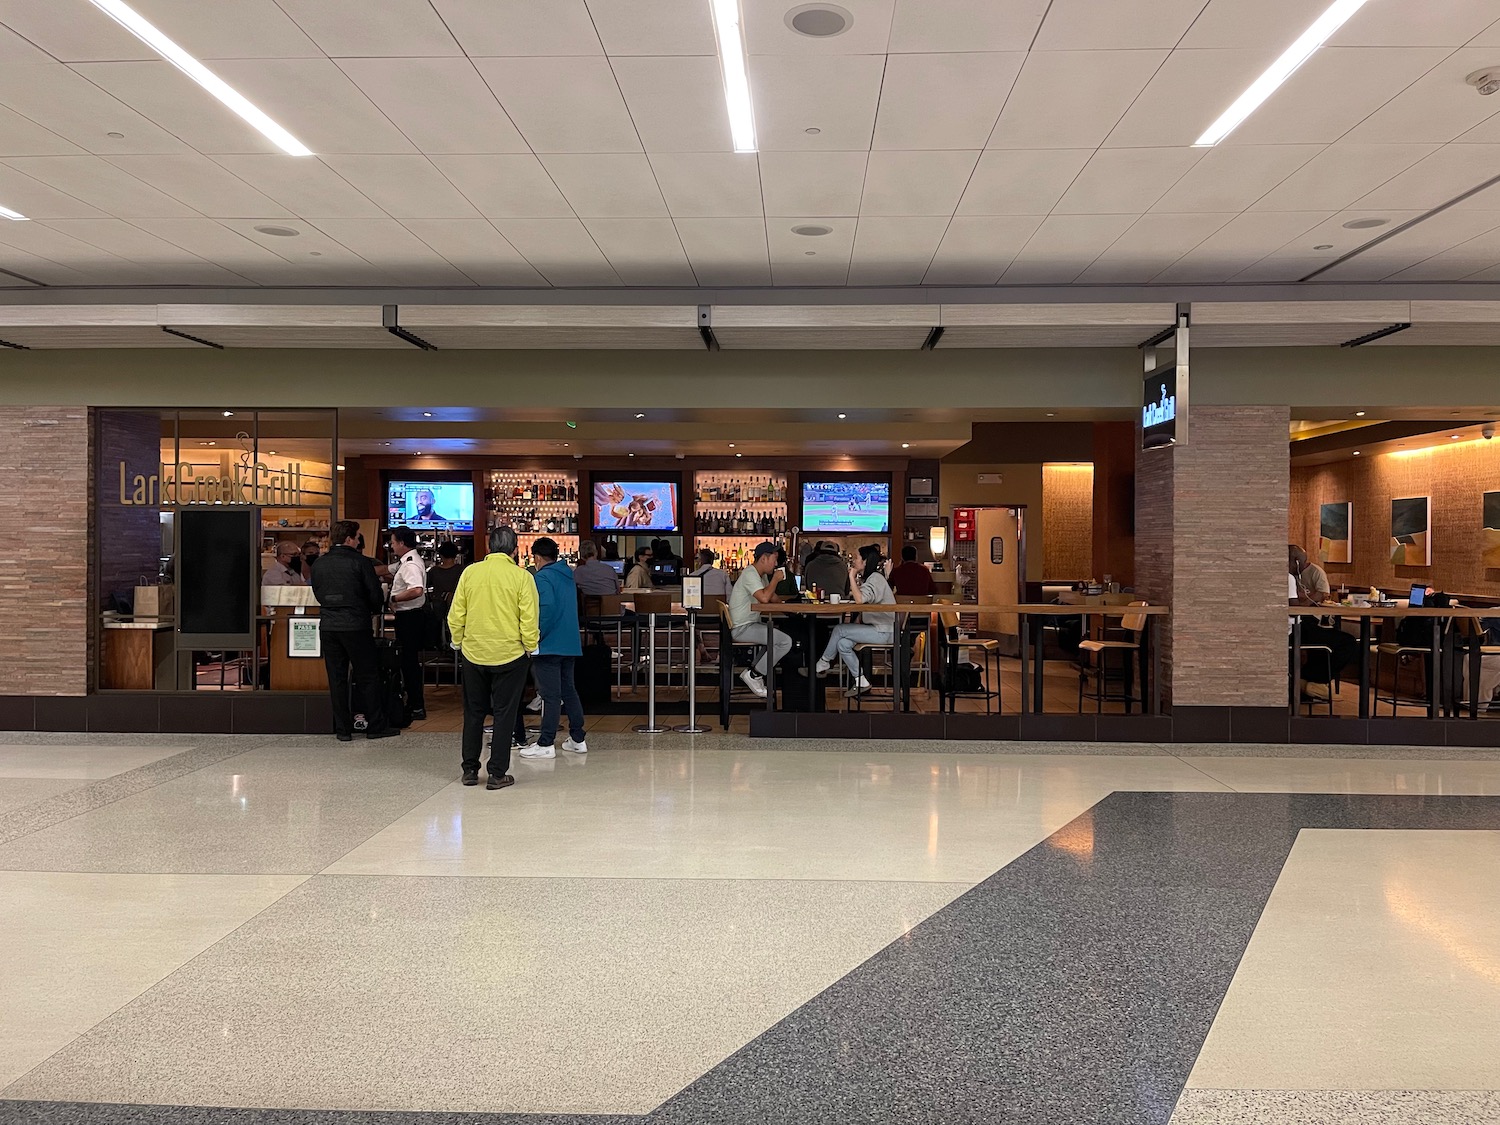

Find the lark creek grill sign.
[
  {"left": 116, "top": 456, "right": 305, "bottom": 506},
  {"left": 1142, "top": 363, "right": 1179, "bottom": 450}
]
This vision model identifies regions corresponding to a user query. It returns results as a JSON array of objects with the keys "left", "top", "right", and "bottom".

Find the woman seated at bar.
[{"left": 815, "top": 545, "right": 895, "bottom": 697}]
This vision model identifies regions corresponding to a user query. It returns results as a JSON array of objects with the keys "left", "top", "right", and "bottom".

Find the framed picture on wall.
[
  {"left": 1318, "top": 501, "right": 1351, "bottom": 564},
  {"left": 1484, "top": 491, "right": 1500, "bottom": 569},
  {"left": 1390, "top": 496, "right": 1432, "bottom": 566}
]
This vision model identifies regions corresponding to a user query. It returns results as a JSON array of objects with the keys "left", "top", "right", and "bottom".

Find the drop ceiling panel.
[
  {"left": 0, "top": 0, "right": 320, "bottom": 61},
  {"left": 1186, "top": 0, "right": 1498, "bottom": 49},
  {"left": 873, "top": 53, "right": 1025, "bottom": 150},
  {"left": 216, "top": 218, "right": 382, "bottom": 270},
  {"left": 209, "top": 59, "right": 419, "bottom": 155},
  {"left": 430, "top": 156, "right": 573, "bottom": 219},
  {"left": 990, "top": 51, "right": 1166, "bottom": 150},
  {"left": 1153, "top": 211, "right": 1329, "bottom": 282},
  {"left": 747, "top": 55, "right": 885, "bottom": 152},
  {"left": 743, "top": 0, "right": 895, "bottom": 56},
  {"left": 767, "top": 217, "right": 855, "bottom": 286},
  {"left": 4, "top": 156, "right": 196, "bottom": 217},
  {"left": 0, "top": 226, "right": 160, "bottom": 282},
  {"left": 0, "top": 246, "right": 89, "bottom": 286},
  {"left": 888, "top": 0, "right": 1049, "bottom": 52},
  {"left": 648, "top": 153, "right": 763, "bottom": 218},
  {"left": 1077, "top": 213, "right": 1235, "bottom": 284},
  {"left": 0, "top": 106, "right": 83, "bottom": 158},
  {"left": 1150, "top": 145, "right": 1321, "bottom": 214},
  {"left": 1103, "top": 50, "right": 1284, "bottom": 149},
  {"left": 41, "top": 218, "right": 249, "bottom": 283},
  {"left": 758, "top": 151, "right": 868, "bottom": 216},
  {"left": 1054, "top": 148, "right": 1204, "bottom": 215},
  {"left": 0, "top": 63, "right": 191, "bottom": 156},
  {"left": 130, "top": 216, "right": 323, "bottom": 283},
  {"left": 473, "top": 57, "right": 641, "bottom": 154},
  {"left": 320, "top": 156, "right": 481, "bottom": 219},
  {"left": 1353, "top": 144, "right": 1500, "bottom": 211},
  {"left": 104, "top": 154, "right": 291, "bottom": 218},
  {"left": 585, "top": 0, "right": 717, "bottom": 55},
  {"left": 673, "top": 218, "right": 772, "bottom": 286},
  {"left": 1318, "top": 207, "right": 1500, "bottom": 280},
  {"left": 923, "top": 215, "right": 1043, "bottom": 284},
  {"left": 306, "top": 219, "right": 473, "bottom": 285},
  {"left": 1000, "top": 214, "right": 1136, "bottom": 283},
  {"left": 955, "top": 149, "right": 1092, "bottom": 216},
  {"left": 859, "top": 150, "right": 977, "bottom": 217},
  {"left": 1386, "top": 222, "right": 1500, "bottom": 281},
  {"left": 272, "top": 0, "right": 461, "bottom": 57},
  {"left": 540, "top": 154, "right": 669, "bottom": 218},
  {"left": 848, "top": 218, "right": 950, "bottom": 285},
  {"left": 1343, "top": 48, "right": 1500, "bottom": 144},
  {"left": 582, "top": 217, "right": 696, "bottom": 286},
  {"left": 210, "top": 156, "right": 384, "bottom": 218},
  {"left": 0, "top": 163, "right": 107, "bottom": 219},
  {"left": 335, "top": 59, "right": 530, "bottom": 155},
  {"left": 1032, "top": 0, "right": 1213, "bottom": 50},
  {"left": 491, "top": 218, "right": 622, "bottom": 288},
  {"left": 432, "top": 0, "right": 604, "bottom": 56},
  {"left": 72, "top": 60, "right": 277, "bottom": 156},
  {"left": 0, "top": 18, "right": 64, "bottom": 64},
  {"left": 1250, "top": 143, "right": 1440, "bottom": 212},
  {"left": 612, "top": 56, "right": 736, "bottom": 153},
  {"left": 400, "top": 219, "right": 548, "bottom": 287}
]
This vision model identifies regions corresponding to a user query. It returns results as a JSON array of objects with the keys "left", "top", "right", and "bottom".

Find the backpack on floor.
[{"left": 374, "top": 636, "right": 412, "bottom": 728}]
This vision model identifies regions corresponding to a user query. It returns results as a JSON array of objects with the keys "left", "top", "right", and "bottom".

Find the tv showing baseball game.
[
  {"left": 387, "top": 481, "right": 474, "bottom": 533},
  {"left": 802, "top": 479, "right": 891, "bottom": 534},
  {"left": 592, "top": 480, "right": 679, "bottom": 531}
]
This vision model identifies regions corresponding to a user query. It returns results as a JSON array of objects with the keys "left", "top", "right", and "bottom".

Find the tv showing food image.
[
  {"left": 593, "top": 481, "right": 679, "bottom": 531},
  {"left": 802, "top": 480, "right": 891, "bottom": 534},
  {"left": 387, "top": 481, "right": 475, "bottom": 532}
]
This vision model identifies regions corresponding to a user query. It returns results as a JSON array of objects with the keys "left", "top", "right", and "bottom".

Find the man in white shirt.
[
  {"left": 262, "top": 540, "right": 307, "bottom": 587},
  {"left": 388, "top": 526, "right": 429, "bottom": 721}
]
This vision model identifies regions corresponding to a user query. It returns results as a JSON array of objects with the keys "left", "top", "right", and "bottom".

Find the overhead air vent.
[{"left": 785, "top": 4, "right": 852, "bottom": 37}]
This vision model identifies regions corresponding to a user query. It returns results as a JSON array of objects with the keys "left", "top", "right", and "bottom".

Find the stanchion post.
[
  {"left": 675, "top": 609, "right": 710, "bottom": 734},
  {"left": 634, "top": 611, "right": 670, "bottom": 733}
]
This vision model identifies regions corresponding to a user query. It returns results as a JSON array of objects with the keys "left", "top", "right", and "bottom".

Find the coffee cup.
[{"left": 829, "top": 594, "right": 841, "bottom": 604}]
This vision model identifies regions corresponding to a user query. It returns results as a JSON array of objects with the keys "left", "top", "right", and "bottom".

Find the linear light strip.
[
  {"left": 710, "top": 0, "right": 757, "bottom": 153},
  {"left": 84, "top": 0, "right": 312, "bottom": 156},
  {"left": 0, "top": 203, "right": 28, "bottom": 221},
  {"left": 1194, "top": 0, "right": 1371, "bottom": 147}
]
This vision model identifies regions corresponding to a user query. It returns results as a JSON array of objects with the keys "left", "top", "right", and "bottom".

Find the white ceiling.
[{"left": 0, "top": 0, "right": 1499, "bottom": 291}]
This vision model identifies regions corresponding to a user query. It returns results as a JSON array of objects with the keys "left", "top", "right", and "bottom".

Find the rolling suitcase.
[{"left": 374, "top": 636, "right": 412, "bottom": 728}]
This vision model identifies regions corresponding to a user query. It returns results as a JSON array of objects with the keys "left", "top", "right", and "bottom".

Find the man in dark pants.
[
  {"left": 310, "top": 520, "right": 399, "bottom": 743},
  {"left": 387, "top": 525, "right": 429, "bottom": 721},
  {"left": 448, "top": 526, "right": 539, "bottom": 791},
  {"left": 519, "top": 537, "right": 588, "bottom": 760}
]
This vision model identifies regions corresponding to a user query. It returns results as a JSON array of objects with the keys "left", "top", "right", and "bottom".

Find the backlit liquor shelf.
[
  {"left": 485, "top": 470, "right": 580, "bottom": 556},
  {"left": 694, "top": 471, "right": 789, "bottom": 561}
]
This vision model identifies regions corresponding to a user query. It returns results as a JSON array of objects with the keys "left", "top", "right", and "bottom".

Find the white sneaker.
[
  {"left": 815, "top": 658, "right": 831, "bottom": 676},
  {"left": 527, "top": 696, "right": 544, "bottom": 712},
  {"left": 520, "top": 743, "right": 555, "bottom": 759},
  {"left": 740, "top": 669, "right": 767, "bottom": 697},
  {"left": 562, "top": 738, "right": 588, "bottom": 754},
  {"left": 844, "top": 676, "right": 872, "bottom": 697}
]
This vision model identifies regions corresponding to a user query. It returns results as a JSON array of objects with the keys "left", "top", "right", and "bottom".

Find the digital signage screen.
[
  {"left": 802, "top": 480, "right": 891, "bottom": 534},
  {"left": 387, "top": 481, "right": 475, "bottom": 532},
  {"left": 592, "top": 481, "right": 679, "bottom": 531},
  {"left": 1142, "top": 362, "right": 1179, "bottom": 449}
]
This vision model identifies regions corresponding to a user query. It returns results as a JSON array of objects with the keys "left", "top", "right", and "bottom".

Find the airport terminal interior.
[{"left": 3, "top": 0, "right": 1500, "bottom": 1122}]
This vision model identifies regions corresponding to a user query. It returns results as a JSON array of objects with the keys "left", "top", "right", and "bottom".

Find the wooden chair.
[
  {"left": 935, "top": 605, "right": 1001, "bottom": 714},
  {"left": 1077, "top": 602, "right": 1149, "bottom": 714},
  {"left": 717, "top": 600, "right": 764, "bottom": 728}
]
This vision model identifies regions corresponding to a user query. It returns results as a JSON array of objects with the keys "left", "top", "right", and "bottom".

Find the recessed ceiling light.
[
  {"left": 84, "top": 0, "right": 312, "bottom": 155},
  {"left": 786, "top": 4, "right": 853, "bottom": 37},
  {"left": 0, "top": 202, "right": 29, "bottom": 221},
  {"left": 736, "top": 452, "right": 742, "bottom": 457},
  {"left": 1313, "top": 243, "right": 1333, "bottom": 250},
  {"left": 422, "top": 411, "right": 432, "bottom": 417},
  {"left": 1354, "top": 410, "right": 1366, "bottom": 417},
  {"left": 628, "top": 452, "right": 635, "bottom": 457},
  {"left": 837, "top": 413, "right": 846, "bottom": 419},
  {"left": 804, "top": 126, "right": 821, "bottom": 134},
  {"left": 254, "top": 225, "right": 299, "bottom": 237},
  {"left": 728, "top": 443, "right": 736, "bottom": 447},
  {"left": 1352, "top": 450, "right": 1361, "bottom": 456},
  {"left": 383, "top": 441, "right": 391, "bottom": 446},
  {"left": 635, "top": 412, "right": 645, "bottom": 418},
  {"left": 309, "top": 251, "right": 322, "bottom": 256},
  {"left": 792, "top": 224, "right": 833, "bottom": 236},
  {"left": 336, "top": 464, "right": 345, "bottom": 471},
  {"left": 1451, "top": 434, "right": 1461, "bottom": 439},
  {"left": 710, "top": 0, "right": 756, "bottom": 153},
  {"left": 105, "top": 130, "right": 125, "bottom": 139},
  {"left": 267, "top": 450, "right": 276, "bottom": 455},
  {"left": 804, "top": 250, "right": 816, "bottom": 256},
  {"left": 1046, "top": 412, "right": 1056, "bottom": 417},
  {"left": 416, "top": 451, "right": 423, "bottom": 455},
  {"left": 1193, "top": 0, "right": 1372, "bottom": 146},
  {"left": 207, "top": 441, "right": 216, "bottom": 446},
  {"left": 1342, "top": 217, "right": 1388, "bottom": 230},
  {"left": 901, "top": 443, "right": 910, "bottom": 449},
  {"left": 222, "top": 410, "right": 234, "bottom": 416}
]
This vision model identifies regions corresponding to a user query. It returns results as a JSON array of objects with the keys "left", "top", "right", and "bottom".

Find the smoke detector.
[{"left": 1467, "top": 69, "right": 1500, "bottom": 96}]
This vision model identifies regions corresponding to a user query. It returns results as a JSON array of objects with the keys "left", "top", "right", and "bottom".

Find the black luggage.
[
  {"left": 375, "top": 636, "right": 412, "bottom": 728},
  {"left": 576, "top": 642, "right": 613, "bottom": 709}
]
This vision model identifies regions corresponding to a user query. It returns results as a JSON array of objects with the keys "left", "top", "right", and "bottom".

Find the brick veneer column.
[
  {"left": 0, "top": 407, "right": 90, "bottom": 696},
  {"left": 1136, "top": 406, "right": 1290, "bottom": 709}
]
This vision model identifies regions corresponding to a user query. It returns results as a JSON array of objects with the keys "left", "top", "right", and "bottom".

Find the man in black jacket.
[{"left": 311, "top": 520, "right": 399, "bottom": 742}]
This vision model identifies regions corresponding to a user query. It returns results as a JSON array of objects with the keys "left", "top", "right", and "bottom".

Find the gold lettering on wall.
[{"left": 115, "top": 460, "right": 305, "bottom": 506}]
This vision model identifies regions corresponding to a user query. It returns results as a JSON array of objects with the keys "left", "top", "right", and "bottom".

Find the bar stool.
[
  {"left": 717, "top": 601, "right": 765, "bottom": 728},
  {"left": 1295, "top": 644, "right": 1335, "bottom": 716},
  {"left": 935, "top": 607, "right": 1002, "bottom": 714},
  {"left": 849, "top": 635, "right": 899, "bottom": 712},
  {"left": 632, "top": 590, "right": 674, "bottom": 733},
  {"left": 1372, "top": 618, "right": 1434, "bottom": 716},
  {"left": 1077, "top": 602, "right": 1149, "bottom": 714}
]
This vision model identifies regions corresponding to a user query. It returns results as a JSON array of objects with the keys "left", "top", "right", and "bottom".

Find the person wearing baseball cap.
[{"left": 726, "top": 540, "right": 792, "bottom": 698}]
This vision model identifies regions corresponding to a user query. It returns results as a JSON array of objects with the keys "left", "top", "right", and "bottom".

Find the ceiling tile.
[
  {"left": 492, "top": 218, "right": 622, "bottom": 287},
  {"left": 860, "top": 150, "right": 978, "bottom": 216},
  {"left": 1054, "top": 148, "right": 1204, "bottom": 215},
  {"left": 586, "top": 0, "right": 716, "bottom": 55},
  {"left": 744, "top": 0, "right": 895, "bottom": 55},
  {"left": 210, "top": 156, "right": 385, "bottom": 218},
  {"left": 40, "top": 217, "right": 249, "bottom": 282},
  {"left": 1077, "top": 213, "right": 1235, "bottom": 283},
  {"left": 400, "top": 219, "right": 547, "bottom": 287},
  {"left": 273, "top": 0, "right": 460, "bottom": 57},
  {"left": 1384, "top": 219, "right": 1500, "bottom": 281},
  {"left": 320, "top": 156, "right": 479, "bottom": 219},
  {"left": 1180, "top": 0, "right": 1328, "bottom": 49},
  {"left": 0, "top": 63, "right": 191, "bottom": 155},
  {"left": 1342, "top": 47, "right": 1500, "bottom": 144},
  {"left": 889, "top": 0, "right": 1049, "bottom": 52},
  {"left": 0, "top": 105, "right": 82, "bottom": 158},
  {"left": 1103, "top": 49, "right": 1269, "bottom": 148},
  {"left": 433, "top": 0, "right": 603, "bottom": 55},
  {"left": 209, "top": 58, "right": 419, "bottom": 155},
  {"left": 748, "top": 55, "right": 886, "bottom": 151},
  {"left": 1352, "top": 144, "right": 1500, "bottom": 211},
  {"left": 924, "top": 215, "right": 1043, "bottom": 284},
  {"left": 307, "top": 219, "right": 474, "bottom": 285},
  {"left": 130, "top": 216, "right": 313, "bottom": 282},
  {"left": 72, "top": 60, "right": 277, "bottom": 155},
  {"left": 1149, "top": 145, "right": 1321, "bottom": 213},
  {"left": 0, "top": 244, "right": 91, "bottom": 286},
  {"left": 1250, "top": 143, "right": 1439, "bottom": 211},
  {"left": 104, "top": 154, "right": 290, "bottom": 217},
  {"left": 583, "top": 217, "right": 696, "bottom": 286},
  {"left": 1319, "top": 207, "right": 1500, "bottom": 280},
  {"left": 759, "top": 151, "right": 868, "bottom": 216},
  {"left": 1000, "top": 214, "right": 1136, "bottom": 283},
  {"left": 217, "top": 217, "right": 383, "bottom": 271},
  {"left": 430, "top": 155, "right": 573, "bottom": 219},
  {"left": 541, "top": 154, "right": 668, "bottom": 218},
  {"left": 0, "top": 220, "right": 160, "bottom": 283},
  {"left": 674, "top": 218, "right": 772, "bottom": 286},
  {"left": 956, "top": 149, "right": 1092, "bottom": 215},
  {"left": 1185, "top": 0, "right": 1498, "bottom": 49},
  {"left": 648, "top": 153, "right": 763, "bottom": 218},
  {"left": 474, "top": 57, "right": 641, "bottom": 154},
  {"left": 849, "top": 217, "right": 950, "bottom": 285},
  {"left": 1033, "top": 0, "right": 1211, "bottom": 50},
  {"left": 1152, "top": 211, "right": 1329, "bottom": 282},
  {"left": 874, "top": 53, "right": 1025, "bottom": 150},
  {"left": 1239, "top": 208, "right": 1425, "bottom": 279},
  {"left": 992, "top": 51, "right": 1168, "bottom": 150},
  {"left": 611, "top": 56, "right": 734, "bottom": 153},
  {"left": 767, "top": 217, "right": 855, "bottom": 286},
  {"left": 0, "top": 163, "right": 105, "bottom": 218},
  {"left": 335, "top": 59, "right": 529, "bottom": 155},
  {"left": 3, "top": 156, "right": 195, "bottom": 217},
  {"left": 0, "top": 0, "right": 320, "bottom": 62},
  {"left": 1472, "top": 18, "right": 1500, "bottom": 47},
  {"left": 0, "top": 19, "right": 60, "bottom": 64}
]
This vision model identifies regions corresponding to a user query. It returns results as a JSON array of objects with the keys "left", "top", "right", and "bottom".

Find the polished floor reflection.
[{"left": 0, "top": 733, "right": 1498, "bottom": 1124}]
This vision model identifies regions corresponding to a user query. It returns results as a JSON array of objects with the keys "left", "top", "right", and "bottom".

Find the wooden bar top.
[
  {"left": 763, "top": 602, "right": 1168, "bottom": 616},
  {"left": 1306, "top": 604, "right": 1492, "bottom": 618}
]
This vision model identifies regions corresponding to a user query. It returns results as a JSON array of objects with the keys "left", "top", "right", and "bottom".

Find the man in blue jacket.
[{"left": 519, "top": 537, "right": 588, "bottom": 759}]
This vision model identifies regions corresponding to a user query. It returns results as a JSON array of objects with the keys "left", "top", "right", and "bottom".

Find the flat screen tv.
[
  {"left": 387, "top": 481, "right": 475, "bottom": 532},
  {"left": 802, "top": 479, "right": 891, "bottom": 534},
  {"left": 592, "top": 480, "right": 679, "bottom": 531}
]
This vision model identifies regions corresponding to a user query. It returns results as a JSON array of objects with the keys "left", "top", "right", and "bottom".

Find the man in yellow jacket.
[{"left": 448, "top": 526, "right": 539, "bottom": 790}]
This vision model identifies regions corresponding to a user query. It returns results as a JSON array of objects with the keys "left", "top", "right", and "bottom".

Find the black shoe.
[
  {"left": 486, "top": 773, "right": 515, "bottom": 791},
  {"left": 461, "top": 769, "right": 479, "bottom": 786},
  {"left": 336, "top": 733, "right": 353, "bottom": 742},
  {"left": 409, "top": 708, "right": 427, "bottom": 721},
  {"left": 366, "top": 726, "right": 401, "bottom": 740}
]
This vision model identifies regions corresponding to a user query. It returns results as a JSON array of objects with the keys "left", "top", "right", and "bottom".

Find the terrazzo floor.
[{"left": 0, "top": 731, "right": 1498, "bottom": 1124}]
